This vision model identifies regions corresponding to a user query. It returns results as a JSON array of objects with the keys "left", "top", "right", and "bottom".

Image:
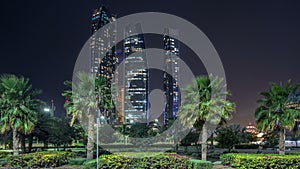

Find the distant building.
[
  {"left": 245, "top": 122, "right": 258, "bottom": 134},
  {"left": 163, "top": 28, "right": 180, "bottom": 125},
  {"left": 124, "top": 23, "right": 149, "bottom": 124},
  {"left": 91, "top": 6, "right": 116, "bottom": 79},
  {"left": 91, "top": 6, "right": 116, "bottom": 124}
]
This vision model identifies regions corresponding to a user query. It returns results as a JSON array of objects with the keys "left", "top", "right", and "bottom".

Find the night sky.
[{"left": 1, "top": 0, "right": 300, "bottom": 126}]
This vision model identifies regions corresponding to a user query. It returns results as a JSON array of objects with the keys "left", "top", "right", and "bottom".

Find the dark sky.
[{"left": 1, "top": 0, "right": 300, "bottom": 126}]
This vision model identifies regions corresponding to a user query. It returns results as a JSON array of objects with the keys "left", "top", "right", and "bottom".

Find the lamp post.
[
  {"left": 96, "top": 110, "right": 100, "bottom": 169},
  {"left": 96, "top": 110, "right": 105, "bottom": 169}
]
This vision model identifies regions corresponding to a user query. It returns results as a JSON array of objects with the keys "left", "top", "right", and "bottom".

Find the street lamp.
[
  {"left": 43, "top": 108, "right": 50, "bottom": 112},
  {"left": 96, "top": 110, "right": 100, "bottom": 169},
  {"left": 96, "top": 109, "right": 105, "bottom": 169}
]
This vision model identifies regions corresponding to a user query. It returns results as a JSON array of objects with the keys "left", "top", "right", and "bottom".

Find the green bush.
[
  {"left": 235, "top": 144, "right": 259, "bottom": 149},
  {"left": 0, "top": 151, "right": 11, "bottom": 159},
  {"left": 7, "top": 151, "right": 75, "bottom": 168},
  {"left": 287, "top": 152, "right": 300, "bottom": 155},
  {"left": 188, "top": 159, "right": 212, "bottom": 169},
  {"left": 220, "top": 153, "right": 300, "bottom": 169},
  {"left": 83, "top": 159, "right": 96, "bottom": 169},
  {"left": 84, "top": 153, "right": 189, "bottom": 169},
  {"left": 69, "top": 158, "right": 86, "bottom": 165},
  {"left": 0, "top": 158, "right": 7, "bottom": 167}
]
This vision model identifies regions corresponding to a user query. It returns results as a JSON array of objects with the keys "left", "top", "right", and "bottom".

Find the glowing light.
[{"left": 44, "top": 108, "right": 51, "bottom": 112}]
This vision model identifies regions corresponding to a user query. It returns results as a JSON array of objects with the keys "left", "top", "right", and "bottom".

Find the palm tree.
[
  {"left": 62, "top": 72, "right": 112, "bottom": 160},
  {"left": 179, "top": 75, "right": 234, "bottom": 160},
  {"left": 0, "top": 74, "right": 41, "bottom": 155},
  {"left": 255, "top": 80, "right": 300, "bottom": 155}
]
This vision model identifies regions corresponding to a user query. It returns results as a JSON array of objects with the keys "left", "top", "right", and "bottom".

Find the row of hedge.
[
  {"left": 6, "top": 151, "right": 75, "bottom": 168},
  {"left": 0, "top": 151, "right": 11, "bottom": 159},
  {"left": 221, "top": 153, "right": 300, "bottom": 169},
  {"left": 83, "top": 153, "right": 212, "bottom": 169}
]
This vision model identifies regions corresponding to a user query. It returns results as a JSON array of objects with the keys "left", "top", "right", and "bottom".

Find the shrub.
[
  {"left": 0, "top": 158, "right": 7, "bottom": 167},
  {"left": 220, "top": 153, "right": 300, "bottom": 169},
  {"left": 69, "top": 158, "right": 86, "bottom": 165},
  {"left": 83, "top": 159, "right": 96, "bottom": 169},
  {"left": 84, "top": 153, "right": 189, "bottom": 169},
  {"left": 7, "top": 151, "right": 75, "bottom": 168},
  {"left": 188, "top": 159, "right": 212, "bottom": 169},
  {"left": 0, "top": 151, "right": 11, "bottom": 159},
  {"left": 287, "top": 152, "right": 300, "bottom": 155},
  {"left": 235, "top": 144, "right": 259, "bottom": 149}
]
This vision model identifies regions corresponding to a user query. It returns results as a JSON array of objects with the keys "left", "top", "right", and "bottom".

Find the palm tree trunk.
[
  {"left": 210, "top": 133, "right": 214, "bottom": 149},
  {"left": 279, "top": 128, "right": 285, "bottom": 155},
  {"left": 12, "top": 129, "right": 19, "bottom": 156},
  {"left": 44, "top": 140, "right": 48, "bottom": 149},
  {"left": 201, "top": 125, "right": 207, "bottom": 161},
  {"left": 28, "top": 134, "right": 33, "bottom": 153},
  {"left": 87, "top": 113, "right": 95, "bottom": 160},
  {"left": 122, "top": 125, "right": 126, "bottom": 145},
  {"left": 20, "top": 134, "right": 26, "bottom": 153},
  {"left": 174, "top": 131, "right": 179, "bottom": 153}
]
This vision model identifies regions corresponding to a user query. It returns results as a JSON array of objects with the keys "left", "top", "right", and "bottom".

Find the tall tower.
[
  {"left": 91, "top": 6, "right": 116, "bottom": 124},
  {"left": 163, "top": 28, "right": 180, "bottom": 124},
  {"left": 124, "top": 23, "right": 149, "bottom": 124},
  {"left": 91, "top": 6, "right": 116, "bottom": 80}
]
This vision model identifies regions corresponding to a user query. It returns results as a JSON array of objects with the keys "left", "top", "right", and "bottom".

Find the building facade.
[
  {"left": 124, "top": 23, "right": 149, "bottom": 124},
  {"left": 163, "top": 28, "right": 180, "bottom": 125},
  {"left": 91, "top": 6, "right": 116, "bottom": 124}
]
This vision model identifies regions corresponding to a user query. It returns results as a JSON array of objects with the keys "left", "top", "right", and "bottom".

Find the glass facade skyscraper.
[
  {"left": 163, "top": 28, "right": 180, "bottom": 124},
  {"left": 90, "top": 6, "right": 180, "bottom": 126},
  {"left": 124, "top": 23, "right": 149, "bottom": 124},
  {"left": 91, "top": 6, "right": 116, "bottom": 124},
  {"left": 91, "top": 6, "right": 116, "bottom": 81}
]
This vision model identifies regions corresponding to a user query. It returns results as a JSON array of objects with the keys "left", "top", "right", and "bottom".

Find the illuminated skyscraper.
[
  {"left": 124, "top": 23, "right": 149, "bottom": 124},
  {"left": 91, "top": 6, "right": 116, "bottom": 83},
  {"left": 91, "top": 6, "right": 116, "bottom": 124},
  {"left": 163, "top": 28, "right": 180, "bottom": 124}
]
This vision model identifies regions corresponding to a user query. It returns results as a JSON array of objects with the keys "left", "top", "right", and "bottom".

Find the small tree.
[
  {"left": 216, "top": 124, "right": 241, "bottom": 152},
  {"left": 180, "top": 130, "right": 199, "bottom": 153},
  {"left": 47, "top": 117, "right": 74, "bottom": 150},
  {"left": 179, "top": 75, "right": 235, "bottom": 160},
  {"left": 0, "top": 75, "right": 42, "bottom": 155},
  {"left": 62, "top": 73, "right": 112, "bottom": 160},
  {"left": 255, "top": 80, "right": 300, "bottom": 154}
]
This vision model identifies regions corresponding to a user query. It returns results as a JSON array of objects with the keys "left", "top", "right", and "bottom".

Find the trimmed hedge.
[
  {"left": 84, "top": 153, "right": 213, "bottom": 169},
  {"left": 69, "top": 158, "right": 86, "bottom": 165},
  {"left": 188, "top": 159, "right": 212, "bottom": 169},
  {"left": 0, "top": 158, "right": 6, "bottom": 167},
  {"left": 287, "top": 152, "right": 300, "bottom": 155},
  {"left": 0, "top": 151, "right": 11, "bottom": 159},
  {"left": 235, "top": 144, "right": 259, "bottom": 149},
  {"left": 7, "top": 151, "right": 75, "bottom": 168},
  {"left": 84, "top": 153, "right": 190, "bottom": 169},
  {"left": 221, "top": 153, "right": 300, "bottom": 169}
]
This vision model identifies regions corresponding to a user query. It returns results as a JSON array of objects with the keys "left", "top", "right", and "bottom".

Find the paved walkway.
[
  {"left": 212, "top": 161, "right": 234, "bottom": 169},
  {"left": 213, "top": 164, "right": 234, "bottom": 169}
]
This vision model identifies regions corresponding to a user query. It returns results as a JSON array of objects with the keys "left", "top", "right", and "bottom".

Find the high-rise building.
[
  {"left": 91, "top": 6, "right": 116, "bottom": 124},
  {"left": 163, "top": 28, "right": 180, "bottom": 124},
  {"left": 124, "top": 23, "right": 149, "bottom": 124},
  {"left": 91, "top": 6, "right": 116, "bottom": 82}
]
